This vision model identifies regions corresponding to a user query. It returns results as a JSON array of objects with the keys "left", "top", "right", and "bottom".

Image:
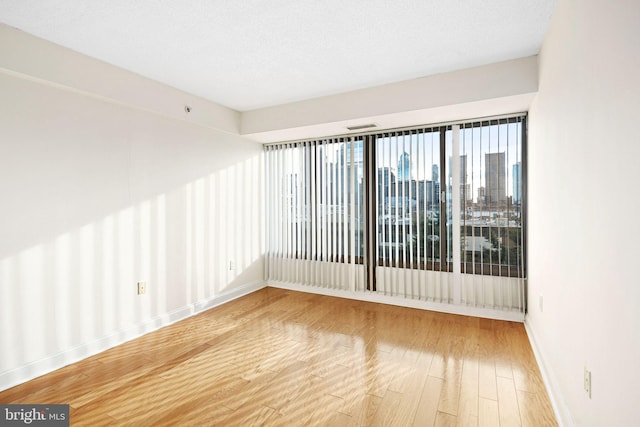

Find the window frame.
[{"left": 265, "top": 114, "right": 527, "bottom": 283}]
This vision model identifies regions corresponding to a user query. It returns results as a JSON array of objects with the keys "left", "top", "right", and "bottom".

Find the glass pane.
[
  {"left": 460, "top": 120, "right": 523, "bottom": 276},
  {"left": 376, "top": 130, "right": 441, "bottom": 268}
]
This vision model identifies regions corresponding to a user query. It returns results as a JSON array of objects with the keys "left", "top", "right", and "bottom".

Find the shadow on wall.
[
  {"left": 0, "top": 72, "right": 264, "bottom": 377},
  {"left": 0, "top": 158, "right": 264, "bottom": 375},
  {"left": 0, "top": 71, "right": 259, "bottom": 260}
]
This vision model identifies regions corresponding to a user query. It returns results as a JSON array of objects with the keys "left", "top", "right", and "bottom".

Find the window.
[
  {"left": 265, "top": 114, "right": 526, "bottom": 312},
  {"left": 459, "top": 118, "right": 525, "bottom": 277},
  {"left": 374, "top": 127, "right": 450, "bottom": 271},
  {"left": 264, "top": 138, "right": 366, "bottom": 290}
]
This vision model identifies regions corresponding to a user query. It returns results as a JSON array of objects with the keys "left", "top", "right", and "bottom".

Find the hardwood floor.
[{"left": 0, "top": 288, "right": 557, "bottom": 426}]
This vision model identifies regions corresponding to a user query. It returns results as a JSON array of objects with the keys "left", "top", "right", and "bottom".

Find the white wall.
[
  {"left": 527, "top": 0, "right": 640, "bottom": 425},
  {"left": 242, "top": 56, "right": 538, "bottom": 142},
  {"left": 0, "top": 24, "right": 240, "bottom": 135},
  {"left": 0, "top": 29, "right": 264, "bottom": 390}
]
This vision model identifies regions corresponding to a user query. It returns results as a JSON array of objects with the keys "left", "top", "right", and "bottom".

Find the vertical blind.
[
  {"left": 265, "top": 138, "right": 366, "bottom": 292},
  {"left": 373, "top": 127, "right": 452, "bottom": 303},
  {"left": 265, "top": 115, "right": 526, "bottom": 313},
  {"left": 458, "top": 117, "right": 526, "bottom": 310}
]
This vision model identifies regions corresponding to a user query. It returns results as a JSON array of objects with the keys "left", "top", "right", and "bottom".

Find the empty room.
[{"left": 1, "top": 0, "right": 638, "bottom": 425}]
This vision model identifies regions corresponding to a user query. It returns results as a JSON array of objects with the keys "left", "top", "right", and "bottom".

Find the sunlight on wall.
[
  {"left": 154, "top": 194, "right": 168, "bottom": 319},
  {"left": 0, "top": 151, "right": 263, "bottom": 376},
  {"left": 185, "top": 153, "right": 263, "bottom": 305},
  {"left": 78, "top": 224, "right": 95, "bottom": 350},
  {"left": 0, "top": 52, "right": 265, "bottom": 390},
  {"left": 53, "top": 234, "right": 72, "bottom": 352}
]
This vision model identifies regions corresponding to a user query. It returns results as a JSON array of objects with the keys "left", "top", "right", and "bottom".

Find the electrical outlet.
[
  {"left": 539, "top": 295, "right": 544, "bottom": 312},
  {"left": 137, "top": 281, "right": 146, "bottom": 295},
  {"left": 584, "top": 367, "right": 591, "bottom": 398}
]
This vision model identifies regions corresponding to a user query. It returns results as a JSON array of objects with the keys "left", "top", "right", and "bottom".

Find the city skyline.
[{"left": 286, "top": 121, "right": 522, "bottom": 206}]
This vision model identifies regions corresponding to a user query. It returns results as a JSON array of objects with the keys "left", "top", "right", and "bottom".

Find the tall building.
[
  {"left": 335, "top": 141, "right": 364, "bottom": 203},
  {"left": 398, "top": 152, "right": 411, "bottom": 181},
  {"left": 459, "top": 154, "right": 472, "bottom": 202},
  {"left": 485, "top": 152, "right": 506, "bottom": 206},
  {"left": 431, "top": 164, "right": 440, "bottom": 206},
  {"left": 460, "top": 154, "right": 467, "bottom": 184},
  {"left": 477, "top": 186, "right": 486, "bottom": 204},
  {"left": 377, "top": 167, "right": 396, "bottom": 199},
  {"left": 513, "top": 162, "right": 521, "bottom": 204},
  {"left": 446, "top": 155, "right": 472, "bottom": 201}
]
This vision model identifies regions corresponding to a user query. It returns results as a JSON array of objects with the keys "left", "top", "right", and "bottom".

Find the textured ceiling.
[{"left": 0, "top": 0, "right": 556, "bottom": 111}]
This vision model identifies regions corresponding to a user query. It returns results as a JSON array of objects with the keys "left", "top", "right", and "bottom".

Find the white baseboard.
[
  {"left": 524, "top": 319, "right": 574, "bottom": 427},
  {"left": 0, "top": 281, "right": 266, "bottom": 392},
  {"left": 193, "top": 281, "right": 266, "bottom": 312},
  {"left": 268, "top": 281, "right": 525, "bottom": 322}
]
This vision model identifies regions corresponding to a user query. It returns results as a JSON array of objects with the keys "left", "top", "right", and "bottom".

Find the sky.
[{"left": 285, "top": 121, "right": 523, "bottom": 203}]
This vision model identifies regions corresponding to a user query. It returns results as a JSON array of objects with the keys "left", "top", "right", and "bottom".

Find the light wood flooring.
[{"left": 0, "top": 287, "right": 557, "bottom": 426}]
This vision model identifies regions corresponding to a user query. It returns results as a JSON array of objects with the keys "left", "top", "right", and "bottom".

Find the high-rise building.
[
  {"left": 398, "top": 152, "right": 411, "bottom": 181},
  {"left": 459, "top": 155, "right": 472, "bottom": 202},
  {"left": 335, "top": 141, "right": 364, "bottom": 204},
  {"left": 377, "top": 167, "right": 396, "bottom": 199},
  {"left": 485, "top": 152, "right": 506, "bottom": 206},
  {"left": 513, "top": 162, "right": 521, "bottom": 204},
  {"left": 432, "top": 164, "right": 439, "bottom": 183},
  {"left": 446, "top": 155, "right": 472, "bottom": 201},
  {"left": 460, "top": 154, "right": 467, "bottom": 184}
]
